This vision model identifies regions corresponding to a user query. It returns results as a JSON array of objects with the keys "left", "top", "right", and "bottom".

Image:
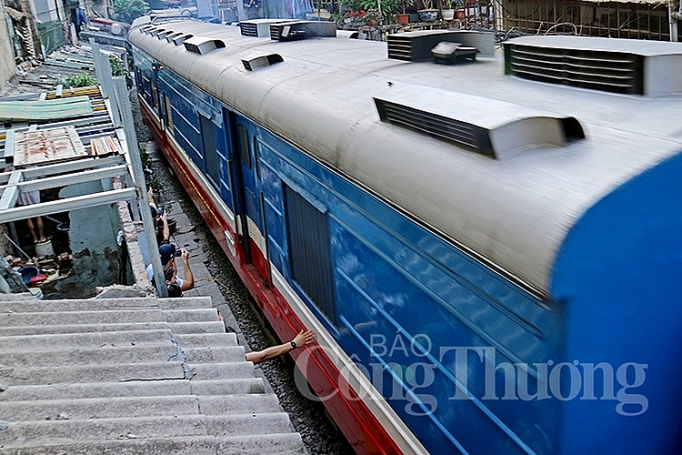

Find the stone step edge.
[
  {"left": 0, "top": 433, "right": 305, "bottom": 455},
  {"left": 0, "top": 296, "right": 214, "bottom": 313},
  {"left": 0, "top": 378, "right": 267, "bottom": 401},
  {"left": 0, "top": 393, "right": 283, "bottom": 421},
  {"left": 1, "top": 413, "right": 296, "bottom": 446}
]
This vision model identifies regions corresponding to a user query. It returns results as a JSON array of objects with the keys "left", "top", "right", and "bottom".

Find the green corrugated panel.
[
  {"left": 37, "top": 21, "right": 66, "bottom": 55},
  {"left": 0, "top": 96, "right": 93, "bottom": 121}
]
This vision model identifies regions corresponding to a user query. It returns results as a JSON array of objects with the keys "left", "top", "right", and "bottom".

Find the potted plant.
[
  {"left": 418, "top": 0, "right": 438, "bottom": 22},
  {"left": 454, "top": 0, "right": 465, "bottom": 20},
  {"left": 395, "top": 0, "right": 411, "bottom": 25},
  {"left": 441, "top": 0, "right": 455, "bottom": 21},
  {"left": 363, "top": 7, "right": 382, "bottom": 25}
]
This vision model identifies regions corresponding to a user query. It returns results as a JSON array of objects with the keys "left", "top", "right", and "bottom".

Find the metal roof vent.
[
  {"left": 166, "top": 31, "right": 183, "bottom": 43},
  {"left": 172, "top": 34, "right": 192, "bottom": 46},
  {"left": 432, "top": 42, "right": 478, "bottom": 64},
  {"left": 270, "top": 21, "right": 337, "bottom": 41},
  {"left": 157, "top": 30, "right": 173, "bottom": 40},
  {"left": 139, "top": 25, "right": 153, "bottom": 35},
  {"left": 388, "top": 30, "right": 494, "bottom": 61},
  {"left": 183, "top": 36, "right": 225, "bottom": 54},
  {"left": 504, "top": 36, "right": 682, "bottom": 96},
  {"left": 149, "top": 28, "right": 165, "bottom": 38},
  {"left": 374, "top": 86, "right": 584, "bottom": 159},
  {"left": 240, "top": 19, "right": 298, "bottom": 37},
  {"left": 242, "top": 54, "right": 284, "bottom": 71}
]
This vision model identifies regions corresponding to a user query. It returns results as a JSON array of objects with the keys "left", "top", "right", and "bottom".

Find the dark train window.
[
  {"left": 253, "top": 137, "right": 261, "bottom": 180},
  {"left": 238, "top": 124, "right": 251, "bottom": 169},
  {"left": 200, "top": 114, "right": 219, "bottom": 186},
  {"left": 164, "top": 96, "right": 174, "bottom": 132},
  {"left": 285, "top": 185, "right": 337, "bottom": 324}
]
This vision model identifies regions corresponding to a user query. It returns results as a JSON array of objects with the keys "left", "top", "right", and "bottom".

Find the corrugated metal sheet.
[
  {"left": 12, "top": 126, "right": 87, "bottom": 167},
  {"left": 0, "top": 96, "right": 93, "bottom": 122}
]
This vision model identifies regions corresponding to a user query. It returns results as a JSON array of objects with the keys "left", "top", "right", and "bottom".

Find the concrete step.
[
  {"left": 1, "top": 344, "right": 180, "bottom": 367},
  {"left": 163, "top": 309, "right": 219, "bottom": 323},
  {"left": 2, "top": 413, "right": 294, "bottom": 445},
  {"left": 0, "top": 362, "right": 187, "bottom": 386},
  {"left": 0, "top": 293, "right": 301, "bottom": 454},
  {"left": 182, "top": 346, "right": 246, "bottom": 363},
  {"left": 0, "top": 309, "right": 218, "bottom": 327},
  {"left": 187, "top": 362, "right": 256, "bottom": 381},
  {"left": 213, "top": 433, "right": 305, "bottom": 454},
  {"left": 0, "top": 293, "right": 37, "bottom": 302},
  {"left": 0, "top": 309, "right": 165, "bottom": 326},
  {"left": 0, "top": 433, "right": 304, "bottom": 454},
  {"left": 189, "top": 378, "right": 265, "bottom": 396},
  {"left": 0, "top": 322, "right": 169, "bottom": 337},
  {"left": 0, "top": 345, "right": 245, "bottom": 368},
  {"left": 0, "top": 378, "right": 265, "bottom": 402},
  {"left": 0, "top": 329, "right": 172, "bottom": 352},
  {"left": 0, "top": 321, "right": 226, "bottom": 337},
  {"left": 0, "top": 394, "right": 281, "bottom": 422},
  {"left": 167, "top": 321, "right": 226, "bottom": 334},
  {"left": 172, "top": 332, "right": 238, "bottom": 347},
  {"left": 0, "top": 395, "right": 200, "bottom": 421},
  {"left": 0, "top": 296, "right": 214, "bottom": 313},
  {"left": 196, "top": 393, "right": 281, "bottom": 415}
]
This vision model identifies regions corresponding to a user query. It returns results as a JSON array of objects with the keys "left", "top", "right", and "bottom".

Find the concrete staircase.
[{"left": 0, "top": 296, "right": 305, "bottom": 454}]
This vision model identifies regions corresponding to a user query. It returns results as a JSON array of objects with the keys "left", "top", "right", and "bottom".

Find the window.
[
  {"left": 238, "top": 124, "right": 251, "bottom": 169},
  {"left": 200, "top": 114, "right": 220, "bottom": 186},
  {"left": 285, "top": 184, "right": 337, "bottom": 323},
  {"left": 164, "top": 96, "right": 173, "bottom": 132}
]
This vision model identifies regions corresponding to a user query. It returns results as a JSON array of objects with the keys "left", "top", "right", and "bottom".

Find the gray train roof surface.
[{"left": 129, "top": 20, "right": 682, "bottom": 295}]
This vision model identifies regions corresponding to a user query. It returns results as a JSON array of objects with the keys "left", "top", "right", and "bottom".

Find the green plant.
[
  {"left": 147, "top": 175, "right": 164, "bottom": 193},
  {"left": 112, "top": 0, "right": 149, "bottom": 24},
  {"left": 395, "top": 0, "right": 411, "bottom": 14},
  {"left": 364, "top": 7, "right": 382, "bottom": 23},
  {"left": 109, "top": 54, "right": 126, "bottom": 76},
  {"left": 139, "top": 148, "right": 164, "bottom": 193},
  {"left": 64, "top": 72, "right": 99, "bottom": 88},
  {"left": 380, "top": 0, "right": 401, "bottom": 22}
]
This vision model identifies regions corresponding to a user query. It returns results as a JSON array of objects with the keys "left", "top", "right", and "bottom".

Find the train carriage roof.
[{"left": 129, "top": 19, "right": 682, "bottom": 295}]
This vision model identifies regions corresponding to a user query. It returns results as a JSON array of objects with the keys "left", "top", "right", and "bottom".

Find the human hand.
[
  {"left": 292, "top": 329, "right": 316, "bottom": 348},
  {"left": 180, "top": 247, "right": 189, "bottom": 262}
]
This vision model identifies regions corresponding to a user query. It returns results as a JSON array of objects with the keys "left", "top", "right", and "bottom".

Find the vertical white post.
[{"left": 112, "top": 76, "right": 168, "bottom": 297}]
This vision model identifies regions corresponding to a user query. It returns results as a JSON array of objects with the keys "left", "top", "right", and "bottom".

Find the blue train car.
[{"left": 129, "top": 19, "right": 682, "bottom": 454}]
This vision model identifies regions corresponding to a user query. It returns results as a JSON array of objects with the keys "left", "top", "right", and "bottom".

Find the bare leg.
[
  {"left": 26, "top": 218, "right": 38, "bottom": 243},
  {"left": 35, "top": 216, "right": 46, "bottom": 242}
]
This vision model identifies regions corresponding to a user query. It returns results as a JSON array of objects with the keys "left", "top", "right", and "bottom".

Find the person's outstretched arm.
[
  {"left": 246, "top": 329, "right": 316, "bottom": 364},
  {"left": 179, "top": 248, "right": 194, "bottom": 291}
]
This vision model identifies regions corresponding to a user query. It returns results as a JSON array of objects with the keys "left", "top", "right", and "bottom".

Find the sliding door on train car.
[{"left": 233, "top": 115, "right": 271, "bottom": 285}]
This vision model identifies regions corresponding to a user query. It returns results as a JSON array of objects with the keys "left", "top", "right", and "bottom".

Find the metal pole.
[
  {"left": 112, "top": 76, "right": 167, "bottom": 297},
  {"left": 90, "top": 39, "right": 108, "bottom": 98}
]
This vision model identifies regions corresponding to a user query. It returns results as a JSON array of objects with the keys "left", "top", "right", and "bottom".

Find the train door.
[
  {"left": 233, "top": 114, "right": 271, "bottom": 285},
  {"left": 150, "top": 62, "right": 161, "bottom": 115}
]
